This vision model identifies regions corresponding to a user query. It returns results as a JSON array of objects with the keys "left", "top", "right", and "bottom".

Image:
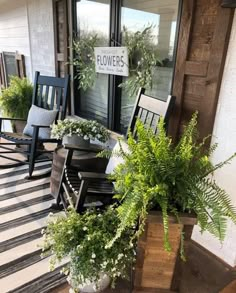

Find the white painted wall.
[
  {"left": 192, "top": 11, "right": 236, "bottom": 267},
  {"left": 0, "top": 0, "right": 31, "bottom": 78},
  {"left": 0, "top": 0, "right": 55, "bottom": 81},
  {"left": 27, "top": 0, "right": 55, "bottom": 77}
]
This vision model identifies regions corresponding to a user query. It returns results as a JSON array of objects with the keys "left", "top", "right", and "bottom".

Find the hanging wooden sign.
[{"left": 94, "top": 47, "right": 129, "bottom": 77}]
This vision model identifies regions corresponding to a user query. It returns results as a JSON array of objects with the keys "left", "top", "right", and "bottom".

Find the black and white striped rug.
[{"left": 0, "top": 162, "right": 67, "bottom": 293}]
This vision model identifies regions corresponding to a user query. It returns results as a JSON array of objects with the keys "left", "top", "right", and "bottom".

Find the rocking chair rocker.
[{"left": 0, "top": 71, "right": 70, "bottom": 178}]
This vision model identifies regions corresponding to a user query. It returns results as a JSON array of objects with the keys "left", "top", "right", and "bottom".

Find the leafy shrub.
[
  {"left": 42, "top": 207, "right": 136, "bottom": 291},
  {"left": 0, "top": 76, "right": 33, "bottom": 119}
]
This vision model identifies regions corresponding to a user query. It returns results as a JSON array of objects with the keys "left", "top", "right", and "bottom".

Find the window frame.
[{"left": 72, "top": 0, "right": 183, "bottom": 133}]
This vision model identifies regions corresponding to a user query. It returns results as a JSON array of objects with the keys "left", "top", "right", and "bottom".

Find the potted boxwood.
[
  {"left": 42, "top": 206, "right": 136, "bottom": 293},
  {"left": 107, "top": 113, "right": 236, "bottom": 291},
  {"left": 51, "top": 118, "right": 109, "bottom": 147},
  {"left": 0, "top": 76, "right": 33, "bottom": 132}
]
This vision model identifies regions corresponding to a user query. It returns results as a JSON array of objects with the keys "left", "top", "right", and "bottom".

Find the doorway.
[{"left": 73, "top": 0, "right": 181, "bottom": 133}]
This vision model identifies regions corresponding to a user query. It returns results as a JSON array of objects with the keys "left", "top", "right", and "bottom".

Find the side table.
[{"left": 50, "top": 145, "right": 108, "bottom": 198}]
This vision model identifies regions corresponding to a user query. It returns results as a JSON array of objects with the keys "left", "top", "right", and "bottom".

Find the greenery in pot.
[
  {"left": 42, "top": 207, "right": 136, "bottom": 292},
  {"left": 0, "top": 76, "right": 33, "bottom": 119},
  {"left": 107, "top": 113, "right": 236, "bottom": 256},
  {"left": 51, "top": 118, "right": 109, "bottom": 143}
]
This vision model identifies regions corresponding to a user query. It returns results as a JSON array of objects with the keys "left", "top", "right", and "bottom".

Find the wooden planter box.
[{"left": 133, "top": 211, "right": 197, "bottom": 292}]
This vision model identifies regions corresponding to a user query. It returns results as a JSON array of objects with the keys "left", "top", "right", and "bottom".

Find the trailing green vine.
[
  {"left": 71, "top": 34, "right": 98, "bottom": 91},
  {"left": 119, "top": 25, "right": 159, "bottom": 97}
]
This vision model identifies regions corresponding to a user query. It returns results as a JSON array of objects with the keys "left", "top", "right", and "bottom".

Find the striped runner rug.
[{"left": 0, "top": 162, "right": 67, "bottom": 293}]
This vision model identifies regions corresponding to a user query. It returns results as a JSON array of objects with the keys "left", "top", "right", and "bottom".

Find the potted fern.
[
  {"left": 107, "top": 113, "right": 236, "bottom": 291},
  {"left": 0, "top": 76, "right": 33, "bottom": 132}
]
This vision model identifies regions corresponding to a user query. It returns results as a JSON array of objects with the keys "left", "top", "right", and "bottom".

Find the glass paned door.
[
  {"left": 120, "top": 0, "right": 179, "bottom": 133},
  {"left": 75, "top": 0, "right": 110, "bottom": 125},
  {"left": 73, "top": 0, "right": 180, "bottom": 133}
]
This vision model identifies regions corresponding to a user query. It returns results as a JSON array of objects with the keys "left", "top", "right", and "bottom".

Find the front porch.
[
  {"left": 0, "top": 0, "right": 236, "bottom": 292},
  {"left": 0, "top": 134, "right": 235, "bottom": 293},
  {"left": 0, "top": 162, "right": 235, "bottom": 292}
]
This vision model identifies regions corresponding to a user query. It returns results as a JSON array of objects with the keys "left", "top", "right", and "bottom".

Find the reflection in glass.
[
  {"left": 120, "top": 0, "right": 179, "bottom": 133},
  {"left": 75, "top": 0, "right": 110, "bottom": 125}
]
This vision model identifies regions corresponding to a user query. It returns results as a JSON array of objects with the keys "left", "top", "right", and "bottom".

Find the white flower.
[
  {"left": 87, "top": 236, "right": 91, "bottom": 240},
  {"left": 118, "top": 253, "right": 124, "bottom": 260},
  {"left": 92, "top": 253, "right": 96, "bottom": 258},
  {"left": 90, "top": 259, "right": 95, "bottom": 263},
  {"left": 66, "top": 276, "right": 71, "bottom": 283},
  {"left": 83, "top": 227, "right": 88, "bottom": 231}
]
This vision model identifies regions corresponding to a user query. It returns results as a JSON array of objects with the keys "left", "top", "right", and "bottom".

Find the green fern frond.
[{"left": 108, "top": 114, "right": 236, "bottom": 256}]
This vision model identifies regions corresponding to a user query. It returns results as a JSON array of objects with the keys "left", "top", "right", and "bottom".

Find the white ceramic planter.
[
  {"left": 69, "top": 273, "right": 110, "bottom": 293},
  {"left": 62, "top": 135, "right": 90, "bottom": 148},
  {"left": 78, "top": 274, "right": 110, "bottom": 293}
]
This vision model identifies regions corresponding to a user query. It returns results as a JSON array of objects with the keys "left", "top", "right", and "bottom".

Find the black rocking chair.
[
  {"left": 0, "top": 71, "right": 70, "bottom": 178},
  {"left": 55, "top": 88, "right": 176, "bottom": 212}
]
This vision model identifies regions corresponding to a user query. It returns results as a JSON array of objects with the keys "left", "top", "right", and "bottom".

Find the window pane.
[
  {"left": 75, "top": 0, "right": 110, "bottom": 126},
  {"left": 120, "top": 0, "right": 180, "bottom": 133}
]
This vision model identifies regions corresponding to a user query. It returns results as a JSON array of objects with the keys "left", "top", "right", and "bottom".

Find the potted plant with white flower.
[
  {"left": 51, "top": 119, "right": 109, "bottom": 147},
  {"left": 42, "top": 206, "right": 136, "bottom": 293}
]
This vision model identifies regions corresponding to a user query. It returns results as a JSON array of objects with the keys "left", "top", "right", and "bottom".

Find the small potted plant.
[
  {"left": 107, "top": 113, "right": 236, "bottom": 291},
  {"left": 0, "top": 76, "right": 33, "bottom": 132},
  {"left": 42, "top": 206, "right": 136, "bottom": 293},
  {"left": 51, "top": 118, "right": 109, "bottom": 147}
]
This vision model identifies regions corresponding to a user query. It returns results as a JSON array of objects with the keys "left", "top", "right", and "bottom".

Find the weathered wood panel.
[
  {"left": 133, "top": 213, "right": 197, "bottom": 292},
  {"left": 168, "top": 0, "right": 195, "bottom": 140},
  {"left": 53, "top": 0, "right": 69, "bottom": 78},
  {"left": 170, "top": 0, "right": 234, "bottom": 141}
]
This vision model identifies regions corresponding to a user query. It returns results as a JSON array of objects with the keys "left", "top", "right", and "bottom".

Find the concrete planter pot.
[
  {"left": 62, "top": 135, "right": 90, "bottom": 148},
  {"left": 69, "top": 273, "right": 110, "bottom": 293},
  {"left": 134, "top": 211, "right": 197, "bottom": 292}
]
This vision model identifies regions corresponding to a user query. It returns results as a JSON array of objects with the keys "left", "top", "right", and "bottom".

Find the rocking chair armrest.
[
  {"left": 0, "top": 117, "right": 27, "bottom": 122},
  {"left": 64, "top": 143, "right": 104, "bottom": 153},
  {"left": 31, "top": 124, "right": 51, "bottom": 129},
  {"left": 78, "top": 171, "right": 109, "bottom": 181}
]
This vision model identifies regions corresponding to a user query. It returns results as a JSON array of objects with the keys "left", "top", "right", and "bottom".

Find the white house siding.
[
  {"left": 0, "top": 0, "right": 31, "bottom": 78},
  {"left": 27, "top": 0, "right": 55, "bottom": 77},
  {"left": 192, "top": 11, "right": 236, "bottom": 267},
  {"left": 0, "top": 0, "right": 55, "bottom": 81}
]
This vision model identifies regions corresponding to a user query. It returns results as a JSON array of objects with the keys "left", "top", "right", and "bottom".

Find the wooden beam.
[
  {"left": 198, "top": 5, "right": 234, "bottom": 139},
  {"left": 169, "top": 0, "right": 195, "bottom": 140}
]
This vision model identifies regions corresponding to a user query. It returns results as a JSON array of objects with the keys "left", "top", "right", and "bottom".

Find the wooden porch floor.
[{"left": 0, "top": 140, "right": 235, "bottom": 293}]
